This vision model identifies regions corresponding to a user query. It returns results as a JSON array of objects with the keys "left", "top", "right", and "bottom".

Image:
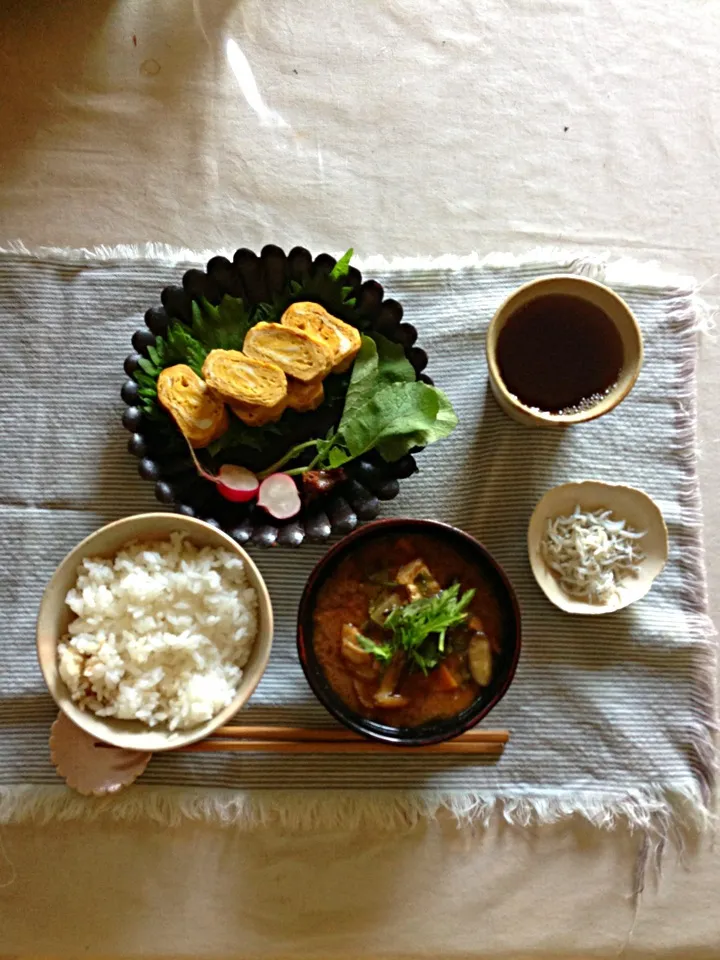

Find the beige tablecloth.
[{"left": 1, "top": 0, "right": 719, "bottom": 956}]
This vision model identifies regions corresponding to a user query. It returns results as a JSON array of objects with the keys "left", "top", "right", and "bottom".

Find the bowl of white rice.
[{"left": 37, "top": 513, "right": 273, "bottom": 751}]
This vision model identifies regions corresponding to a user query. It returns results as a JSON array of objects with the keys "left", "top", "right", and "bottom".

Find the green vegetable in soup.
[
  {"left": 357, "top": 582, "right": 476, "bottom": 675},
  {"left": 354, "top": 632, "right": 394, "bottom": 664}
]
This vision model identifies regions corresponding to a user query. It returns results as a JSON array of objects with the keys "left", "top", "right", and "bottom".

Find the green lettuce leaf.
[
  {"left": 342, "top": 334, "right": 415, "bottom": 423},
  {"left": 338, "top": 380, "right": 441, "bottom": 461},
  {"left": 375, "top": 387, "right": 458, "bottom": 461}
]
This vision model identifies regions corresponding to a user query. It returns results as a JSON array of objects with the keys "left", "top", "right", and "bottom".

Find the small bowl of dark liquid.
[{"left": 486, "top": 276, "right": 643, "bottom": 426}]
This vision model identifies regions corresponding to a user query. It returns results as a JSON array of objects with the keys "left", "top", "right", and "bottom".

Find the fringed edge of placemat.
[
  {"left": 3, "top": 781, "right": 714, "bottom": 905},
  {"left": 662, "top": 281, "right": 719, "bottom": 858},
  {"left": 0, "top": 238, "right": 714, "bottom": 336},
  {"left": 0, "top": 239, "right": 715, "bottom": 338},
  {"left": 0, "top": 781, "right": 713, "bottom": 835},
  {"left": 1, "top": 780, "right": 714, "bottom": 901},
  {"left": 0, "top": 239, "right": 711, "bottom": 306}
]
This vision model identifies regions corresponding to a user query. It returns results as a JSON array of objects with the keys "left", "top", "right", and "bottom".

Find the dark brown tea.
[{"left": 495, "top": 294, "right": 624, "bottom": 414}]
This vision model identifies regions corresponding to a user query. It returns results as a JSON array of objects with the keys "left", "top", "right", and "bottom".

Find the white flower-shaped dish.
[{"left": 527, "top": 481, "right": 669, "bottom": 615}]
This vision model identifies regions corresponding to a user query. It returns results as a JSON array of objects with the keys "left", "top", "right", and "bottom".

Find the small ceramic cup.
[{"left": 486, "top": 275, "right": 643, "bottom": 427}]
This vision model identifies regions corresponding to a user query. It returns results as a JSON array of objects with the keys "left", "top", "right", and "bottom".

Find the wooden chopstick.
[
  {"left": 213, "top": 725, "right": 510, "bottom": 745},
  {"left": 96, "top": 726, "right": 509, "bottom": 757},
  {"left": 178, "top": 739, "right": 505, "bottom": 756}
]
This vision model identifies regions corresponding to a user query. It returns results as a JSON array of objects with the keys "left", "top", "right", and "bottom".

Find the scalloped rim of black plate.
[
  {"left": 296, "top": 518, "right": 522, "bottom": 746},
  {"left": 121, "top": 246, "right": 434, "bottom": 547}
]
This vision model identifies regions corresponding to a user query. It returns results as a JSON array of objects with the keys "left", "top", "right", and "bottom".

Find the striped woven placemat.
[{"left": 0, "top": 246, "right": 714, "bottom": 837}]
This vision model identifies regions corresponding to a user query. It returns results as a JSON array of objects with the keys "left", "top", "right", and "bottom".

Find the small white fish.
[{"left": 541, "top": 505, "right": 646, "bottom": 603}]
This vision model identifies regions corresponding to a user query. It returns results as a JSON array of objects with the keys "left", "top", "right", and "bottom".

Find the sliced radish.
[
  {"left": 216, "top": 465, "right": 260, "bottom": 503},
  {"left": 258, "top": 473, "right": 301, "bottom": 520},
  {"left": 182, "top": 434, "right": 259, "bottom": 504}
]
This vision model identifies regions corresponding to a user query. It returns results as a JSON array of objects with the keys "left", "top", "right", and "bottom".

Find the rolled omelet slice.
[
  {"left": 157, "top": 364, "right": 229, "bottom": 448},
  {"left": 229, "top": 398, "right": 287, "bottom": 427},
  {"left": 281, "top": 302, "right": 361, "bottom": 373},
  {"left": 285, "top": 376, "right": 325, "bottom": 413},
  {"left": 280, "top": 302, "right": 342, "bottom": 359},
  {"left": 202, "top": 349, "right": 287, "bottom": 408},
  {"left": 243, "top": 322, "right": 333, "bottom": 383}
]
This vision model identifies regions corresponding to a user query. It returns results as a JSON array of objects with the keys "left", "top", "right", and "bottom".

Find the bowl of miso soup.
[
  {"left": 297, "top": 519, "right": 521, "bottom": 745},
  {"left": 486, "top": 275, "right": 643, "bottom": 427}
]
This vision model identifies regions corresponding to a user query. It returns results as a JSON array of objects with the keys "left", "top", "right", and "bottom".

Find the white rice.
[{"left": 57, "top": 532, "right": 258, "bottom": 730}]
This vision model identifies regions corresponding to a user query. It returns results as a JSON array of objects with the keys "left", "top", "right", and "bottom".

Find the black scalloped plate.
[{"left": 121, "top": 246, "right": 433, "bottom": 547}]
